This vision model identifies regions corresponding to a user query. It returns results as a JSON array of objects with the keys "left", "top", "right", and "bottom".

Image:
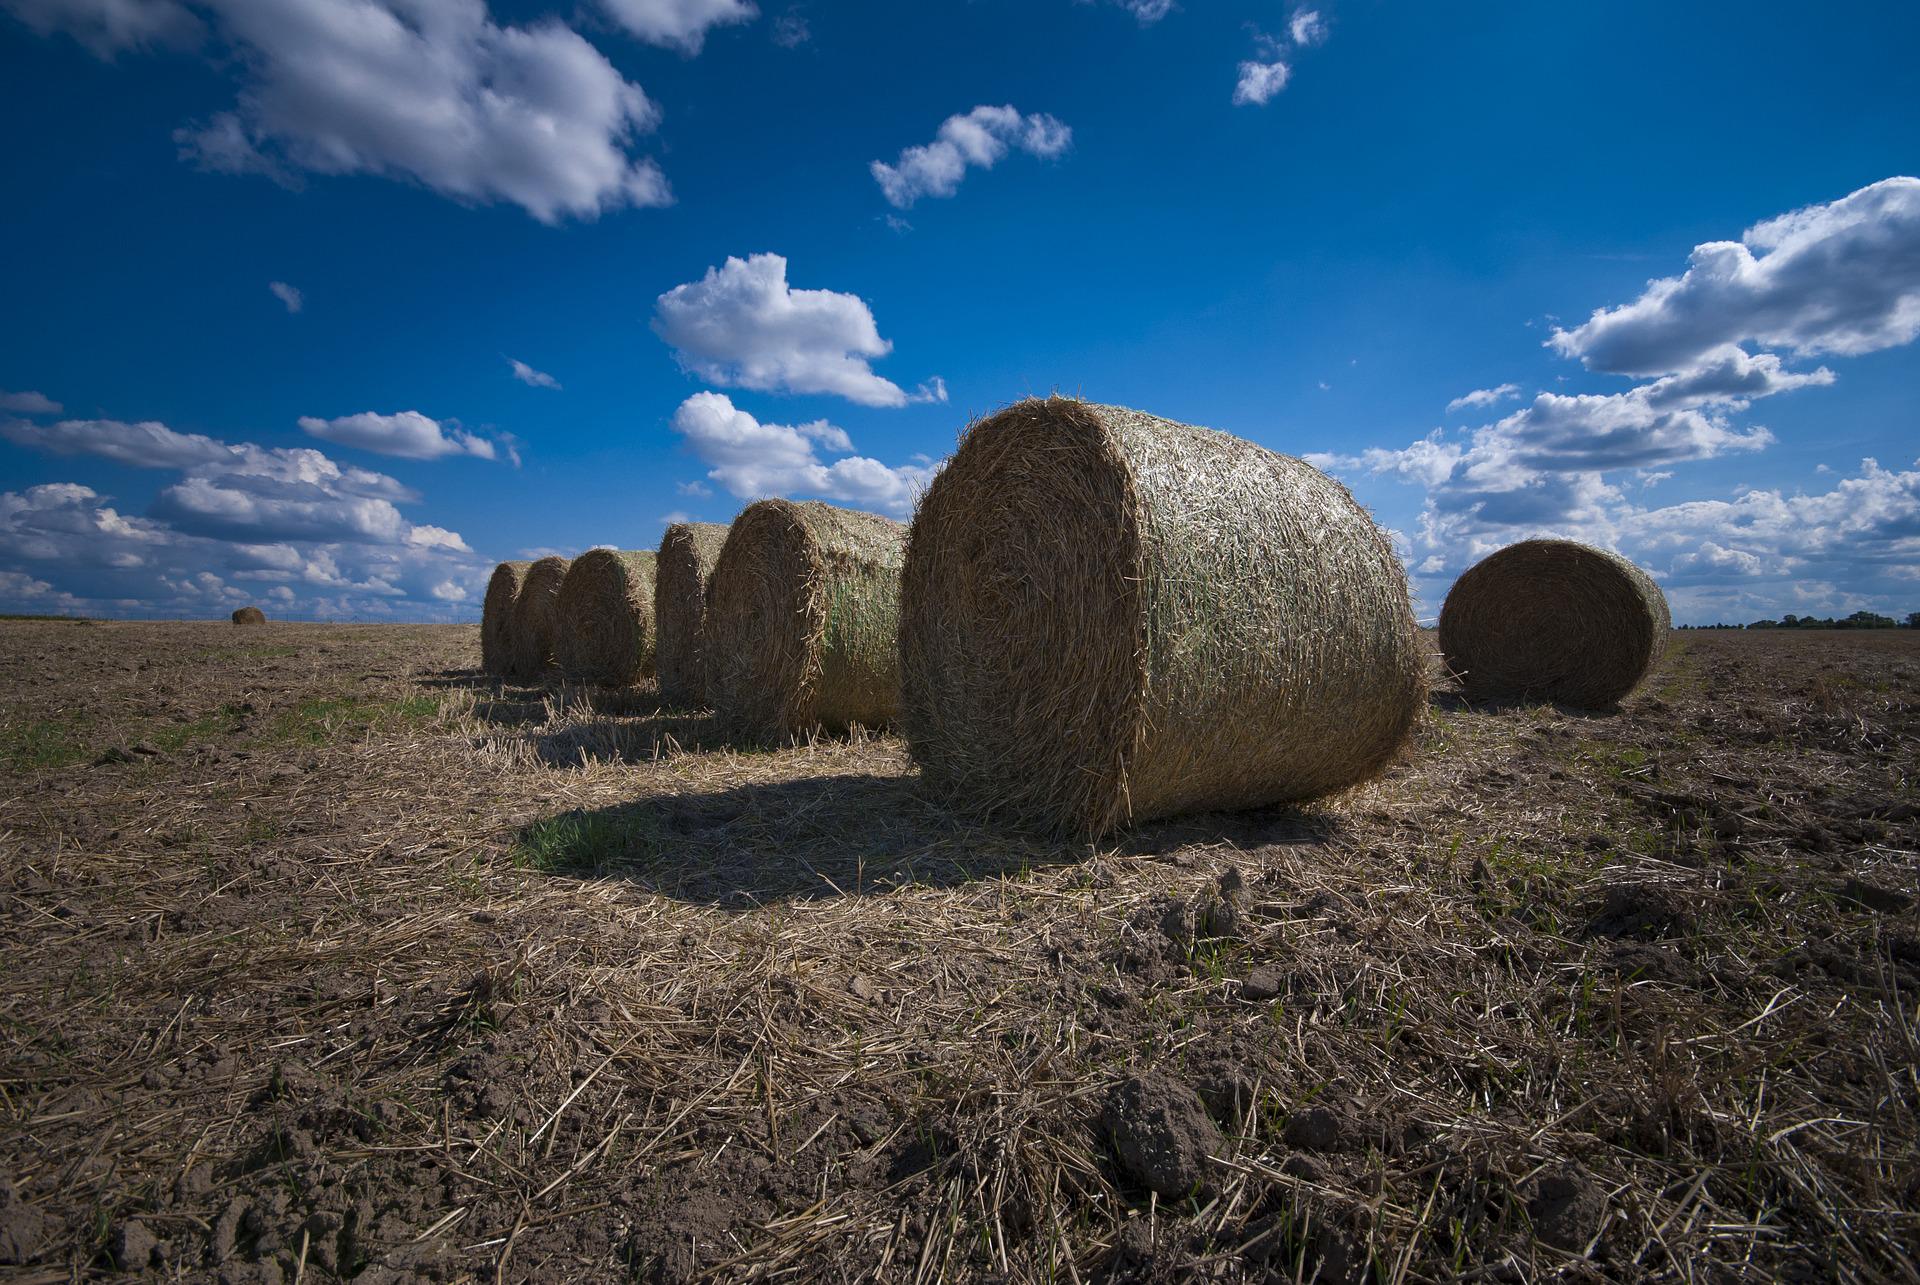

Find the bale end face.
[
  {"left": 508, "top": 556, "right": 571, "bottom": 680},
  {"left": 481, "top": 561, "right": 532, "bottom": 676},
  {"left": 554, "top": 549, "right": 659, "bottom": 687},
  {"left": 901, "top": 397, "right": 1427, "bottom": 839},
  {"left": 654, "top": 521, "right": 730, "bottom": 708},
  {"left": 704, "top": 500, "right": 906, "bottom": 739},
  {"left": 1438, "top": 539, "right": 1670, "bottom": 707}
]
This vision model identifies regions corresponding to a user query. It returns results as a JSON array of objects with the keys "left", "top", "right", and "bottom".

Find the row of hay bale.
[{"left": 481, "top": 397, "right": 1669, "bottom": 837}]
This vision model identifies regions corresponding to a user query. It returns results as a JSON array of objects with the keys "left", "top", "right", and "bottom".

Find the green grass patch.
[
  {"left": 0, "top": 715, "right": 93, "bottom": 772},
  {"left": 269, "top": 693, "right": 440, "bottom": 745},
  {"left": 511, "top": 809, "right": 665, "bottom": 876}
]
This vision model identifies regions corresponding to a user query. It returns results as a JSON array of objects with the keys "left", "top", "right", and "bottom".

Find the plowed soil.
[{"left": 1, "top": 621, "right": 1915, "bottom": 1282}]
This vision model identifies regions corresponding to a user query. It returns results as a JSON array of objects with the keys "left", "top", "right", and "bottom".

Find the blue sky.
[{"left": 1, "top": 0, "right": 1915, "bottom": 624}]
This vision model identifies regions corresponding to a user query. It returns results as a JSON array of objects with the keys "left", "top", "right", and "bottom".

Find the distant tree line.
[{"left": 1676, "top": 611, "right": 1919, "bottom": 630}]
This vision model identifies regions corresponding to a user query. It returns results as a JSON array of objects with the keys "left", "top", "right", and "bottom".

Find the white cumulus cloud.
[
  {"left": 1446, "top": 383, "right": 1520, "bottom": 413},
  {"left": 670, "top": 392, "right": 935, "bottom": 516},
  {"left": 653, "top": 253, "right": 916, "bottom": 407},
  {"left": 598, "top": 0, "right": 754, "bottom": 52},
  {"left": 6, "top": 0, "right": 674, "bottom": 224},
  {"left": 1, "top": 0, "right": 200, "bottom": 55},
  {"left": 870, "top": 105, "right": 1071, "bottom": 209},
  {"left": 0, "top": 389, "right": 64, "bottom": 415},
  {"left": 298, "top": 411, "right": 501, "bottom": 462},
  {"left": 508, "top": 358, "right": 561, "bottom": 390},
  {"left": 1233, "top": 59, "right": 1290, "bottom": 106},
  {"left": 1550, "top": 176, "right": 1920, "bottom": 375}
]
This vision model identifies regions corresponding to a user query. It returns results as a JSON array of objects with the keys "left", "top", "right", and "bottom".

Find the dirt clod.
[
  {"left": 1838, "top": 877, "right": 1913, "bottom": 913},
  {"left": 0, "top": 1182, "right": 47, "bottom": 1265},
  {"left": 1529, "top": 1167, "right": 1607, "bottom": 1251},
  {"left": 1282, "top": 1104, "right": 1346, "bottom": 1152},
  {"left": 108, "top": 1218, "right": 158, "bottom": 1270},
  {"left": 1103, "top": 1074, "right": 1223, "bottom": 1199}
]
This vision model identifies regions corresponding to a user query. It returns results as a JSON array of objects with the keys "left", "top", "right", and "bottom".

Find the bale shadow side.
[{"left": 511, "top": 772, "right": 1344, "bottom": 907}]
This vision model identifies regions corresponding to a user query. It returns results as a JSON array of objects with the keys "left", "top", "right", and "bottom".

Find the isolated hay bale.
[
  {"left": 553, "top": 549, "right": 659, "bottom": 686},
  {"left": 230, "top": 606, "right": 266, "bottom": 626},
  {"left": 900, "top": 397, "right": 1427, "bottom": 839},
  {"left": 481, "top": 561, "right": 531, "bottom": 676},
  {"left": 509, "top": 556, "right": 571, "bottom": 680},
  {"left": 705, "top": 500, "right": 907, "bottom": 737},
  {"left": 1438, "top": 539, "right": 1670, "bottom": 707},
  {"left": 654, "top": 521, "right": 730, "bottom": 707}
]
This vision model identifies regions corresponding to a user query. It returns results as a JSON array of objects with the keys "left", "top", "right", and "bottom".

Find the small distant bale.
[
  {"left": 1439, "top": 539, "right": 1670, "bottom": 707},
  {"left": 509, "top": 556, "right": 571, "bottom": 680},
  {"left": 231, "top": 606, "right": 266, "bottom": 626},
  {"left": 900, "top": 397, "right": 1427, "bottom": 839},
  {"left": 481, "top": 561, "right": 532, "bottom": 676},
  {"left": 704, "top": 500, "right": 907, "bottom": 738},
  {"left": 554, "top": 549, "right": 659, "bottom": 686},
  {"left": 654, "top": 521, "right": 730, "bottom": 707}
]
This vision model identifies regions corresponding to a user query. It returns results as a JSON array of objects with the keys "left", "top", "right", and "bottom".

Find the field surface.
[{"left": 1, "top": 621, "right": 1916, "bottom": 1282}]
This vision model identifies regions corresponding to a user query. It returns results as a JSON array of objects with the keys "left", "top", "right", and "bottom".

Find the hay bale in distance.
[
  {"left": 704, "top": 500, "right": 907, "bottom": 738},
  {"left": 654, "top": 521, "right": 730, "bottom": 707},
  {"left": 900, "top": 397, "right": 1427, "bottom": 839},
  {"left": 554, "top": 549, "right": 659, "bottom": 686},
  {"left": 231, "top": 606, "right": 266, "bottom": 626},
  {"left": 509, "top": 556, "right": 571, "bottom": 680},
  {"left": 481, "top": 561, "right": 531, "bottom": 676},
  {"left": 1439, "top": 539, "right": 1670, "bottom": 707}
]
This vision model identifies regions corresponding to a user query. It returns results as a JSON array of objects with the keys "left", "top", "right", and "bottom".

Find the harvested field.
[{"left": 1, "top": 620, "right": 1916, "bottom": 1282}]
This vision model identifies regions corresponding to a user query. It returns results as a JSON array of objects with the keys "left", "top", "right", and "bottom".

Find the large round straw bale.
[
  {"left": 231, "top": 606, "right": 266, "bottom": 626},
  {"left": 509, "top": 556, "right": 571, "bottom": 680},
  {"left": 1438, "top": 539, "right": 1670, "bottom": 707},
  {"left": 481, "top": 561, "right": 531, "bottom": 675},
  {"left": 900, "top": 397, "right": 1427, "bottom": 839},
  {"left": 554, "top": 549, "right": 659, "bottom": 686},
  {"left": 654, "top": 521, "right": 730, "bottom": 707},
  {"left": 705, "top": 500, "right": 907, "bottom": 738}
]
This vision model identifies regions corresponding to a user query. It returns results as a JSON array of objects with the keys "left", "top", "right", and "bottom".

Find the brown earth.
[{"left": 0, "top": 620, "right": 1915, "bottom": 1282}]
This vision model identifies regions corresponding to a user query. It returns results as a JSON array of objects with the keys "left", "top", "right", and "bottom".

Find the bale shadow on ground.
[
  {"left": 518, "top": 708, "right": 739, "bottom": 764},
  {"left": 1428, "top": 686, "right": 1623, "bottom": 718},
  {"left": 511, "top": 772, "right": 1345, "bottom": 908}
]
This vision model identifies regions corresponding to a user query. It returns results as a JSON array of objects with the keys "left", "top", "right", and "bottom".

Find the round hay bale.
[
  {"left": 654, "top": 521, "right": 730, "bottom": 707},
  {"left": 509, "top": 556, "right": 571, "bottom": 680},
  {"left": 481, "top": 561, "right": 531, "bottom": 676},
  {"left": 1438, "top": 539, "right": 1670, "bottom": 707},
  {"left": 900, "top": 397, "right": 1427, "bottom": 839},
  {"left": 231, "top": 606, "right": 266, "bottom": 626},
  {"left": 553, "top": 549, "right": 659, "bottom": 686},
  {"left": 705, "top": 500, "right": 907, "bottom": 738}
]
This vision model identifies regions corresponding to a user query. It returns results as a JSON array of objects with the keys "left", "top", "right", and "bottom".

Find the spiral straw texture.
[
  {"left": 900, "top": 397, "right": 1427, "bottom": 839},
  {"left": 654, "top": 521, "right": 731, "bottom": 707},
  {"left": 554, "top": 549, "right": 658, "bottom": 686},
  {"left": 481, "top": 561, "right": 531, "bottom": 676},
  {"left": 704, "top": 500, "right": 908, "bottom": 739},
  {"left": 508, "top": 556, "right": 571, "bottom": 680},
  {"left": 1438, "top": 539, "right": 1670, "bottom": 707}
]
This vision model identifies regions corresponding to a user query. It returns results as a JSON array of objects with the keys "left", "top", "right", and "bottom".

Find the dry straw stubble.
[
  {"left": 509, "top": 556, "right": 571, "bottom": 680},
  {"left": 481, "top": 560, "right": 531, "bottom": 676},
  {"left": 554, "top": 549, "right": 660, "bottom": 686},
  {"left": 704, "top": 500, "right": 907, "bottom": 738},
  {"left": 1439, "top": 538, "right": 1671, "bottom": 707},
  {"left": 901, "top": 396, "right": 1428, "bottom": 838},
  {"left": 654, "top": 521, "right": 730, "bottom": 707}
]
